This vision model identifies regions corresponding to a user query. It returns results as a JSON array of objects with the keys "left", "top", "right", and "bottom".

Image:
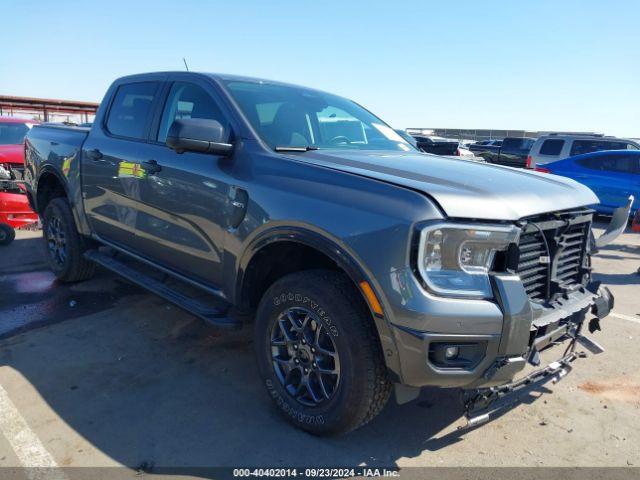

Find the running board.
[{"left": 84, "top": 250, "right": 241, "bottom": 330}]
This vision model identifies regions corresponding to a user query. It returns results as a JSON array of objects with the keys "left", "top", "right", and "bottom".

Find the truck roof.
[{"left": 114, "top": 71, "right": 330, "bottom": 94}]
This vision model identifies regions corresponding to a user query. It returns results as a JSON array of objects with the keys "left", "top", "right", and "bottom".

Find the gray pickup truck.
[{"left": 24, "top": 72, "right": 614, "bottom": 435}]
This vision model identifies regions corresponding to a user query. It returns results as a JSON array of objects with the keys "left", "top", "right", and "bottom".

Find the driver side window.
[{"left": 157, "top": 82, "right": 229, "bottom": 143}]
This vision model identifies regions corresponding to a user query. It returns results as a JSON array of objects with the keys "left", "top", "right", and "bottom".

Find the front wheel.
[
  {"left": 0, "top": 224, "right": 16, "bottom": 246},
  {"left": 254, "top": 270, "right": 391, "bottom": 435}
]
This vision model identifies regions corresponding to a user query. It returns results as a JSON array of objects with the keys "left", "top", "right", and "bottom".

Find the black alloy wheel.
[
  {"left": 255, "top": 270, "right": 392, "bottom": 435},
  {"left": 270, "top": 306, "right": 341, "bottom": 407},
  {"left": 45, "top": 214, "right": 67, "bottom": 267}
]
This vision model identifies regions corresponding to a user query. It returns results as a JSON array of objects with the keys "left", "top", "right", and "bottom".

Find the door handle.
[
  {"left": 142, "top": 159, "right": 162, "bottom": 175},
  {"left": 87, "top": 148, "right": 103, "bottom": 161}
]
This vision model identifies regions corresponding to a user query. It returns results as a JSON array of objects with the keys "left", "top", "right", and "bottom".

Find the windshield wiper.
[{"left": 274, "top": 145, "right": 319, "bottom": 152}]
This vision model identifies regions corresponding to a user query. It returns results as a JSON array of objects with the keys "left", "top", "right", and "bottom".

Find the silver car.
[{"left": 529, "top": 133, "right": 640, "bottom": 166}]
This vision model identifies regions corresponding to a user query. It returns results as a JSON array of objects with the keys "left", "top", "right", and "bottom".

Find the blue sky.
[{"left": 1, "top": 0, "right": 639, "bottom": 136}]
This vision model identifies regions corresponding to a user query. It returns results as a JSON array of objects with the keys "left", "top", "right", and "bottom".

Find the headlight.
[{"left": 417, "top": 223, "right": 520, "bottom": 298}]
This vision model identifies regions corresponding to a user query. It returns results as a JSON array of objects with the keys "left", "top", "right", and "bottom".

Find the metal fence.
[{"left": 0, "top": 95, "right": 99, "bottom": 123}]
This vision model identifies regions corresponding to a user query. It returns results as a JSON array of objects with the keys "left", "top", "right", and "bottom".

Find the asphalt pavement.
[{"left": 0, "top": 226, "right": 638, "bottom": 473}]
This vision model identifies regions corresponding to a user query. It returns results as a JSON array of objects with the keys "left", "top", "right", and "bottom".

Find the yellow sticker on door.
[
  {"left": 117, "top": 161, "right": 146, "bottom": 178},
  {"left": 62, "top": 157, "right": 73, "bottom": 177}
]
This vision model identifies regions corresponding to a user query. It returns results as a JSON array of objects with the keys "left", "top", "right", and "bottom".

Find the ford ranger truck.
[{"left": 24, "top": 72, "right": 614, "bottom": 435}]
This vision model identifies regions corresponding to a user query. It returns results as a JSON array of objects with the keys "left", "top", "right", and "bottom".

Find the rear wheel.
[
  {"left": 254, "top": 270, "right": 391, "bottom": 435},
  {"left": 42, "top": 197, "right": 96, "bottom": 282},
  {"left": 0, "top": 224, "right": 15, "bottom": 246}
]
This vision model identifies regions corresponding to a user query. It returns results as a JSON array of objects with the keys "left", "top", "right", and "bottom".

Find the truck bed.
[
  {"left": 24, "top": 124, "right": 90, "bottom": 221},
  {"left": 477, "top": 137, "right": 535, "bottom": 168},
  {"left": 26, "top": 124, "right": 90, "bottom": 169}
]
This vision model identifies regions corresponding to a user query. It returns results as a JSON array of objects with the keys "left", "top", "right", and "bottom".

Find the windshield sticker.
[{"left": 372, "top": 123, "right": 407, "bottom": 143}]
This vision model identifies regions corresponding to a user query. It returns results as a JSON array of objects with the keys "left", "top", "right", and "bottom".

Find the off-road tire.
[
  {"left": 0, "top": 223, "right": 16, "bottom": 246},
  {"left": 42, "top": 197, "right": 96, "bottom": 282},
  {"left": 255, "top": 269, "right": 391, "bottom": 435}
]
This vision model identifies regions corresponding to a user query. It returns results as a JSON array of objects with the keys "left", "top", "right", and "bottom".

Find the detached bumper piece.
[
  {"left": 461, "top": 349, "right": 585, "bottom": 430},
  {"left": 461, "top": 283, "right": 613, "bottom": 430}
]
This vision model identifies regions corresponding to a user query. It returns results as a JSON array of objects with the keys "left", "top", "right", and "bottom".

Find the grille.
[
  {"left": 516, "top": 229, "right": 548, "bottom": 300},
  {"left": 515, "top": 213, "right": 591, "bottom": 302},
  {"left": 554, "top": 222, "right": 589, "bottom": 288}
]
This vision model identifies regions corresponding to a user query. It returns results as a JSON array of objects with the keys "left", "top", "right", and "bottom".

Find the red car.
[
  {"left": 0, "top": 117, "right": 39, "bottom": 245},
  {"left": 0, "top": 116, "right": 38, "bottom": 177}
]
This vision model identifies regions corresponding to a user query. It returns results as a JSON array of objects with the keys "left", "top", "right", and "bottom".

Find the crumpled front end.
[
  {"left": 459, "top": 278, "right": 613, "bottom": 428},
  {"left": 389, "top": 208, "right": 616, "bottom": 404},
  {"left": 0, "top": 180, "right": 39, "bottom": 229}
]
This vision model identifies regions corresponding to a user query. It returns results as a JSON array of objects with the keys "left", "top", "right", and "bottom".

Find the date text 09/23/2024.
[{"left": 233, "top": 468, "right": 400, "bottom": 478}]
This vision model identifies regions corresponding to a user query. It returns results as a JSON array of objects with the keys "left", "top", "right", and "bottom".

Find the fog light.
[
  {"left": 444, "top": 346, "right": 459, "bottom": 359},
  {"left": 429, "top": 342, "right": 486, "bottom": 368}
]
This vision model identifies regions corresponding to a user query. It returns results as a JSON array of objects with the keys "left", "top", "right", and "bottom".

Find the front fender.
[{"left": 235, "top": 225, "right": 403, "bottom": 381}]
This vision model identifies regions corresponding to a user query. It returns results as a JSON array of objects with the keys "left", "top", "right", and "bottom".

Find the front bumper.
[
  {"left": 390, "top": 274, "right": 613, "bottom": 389},
  {"left": 0, "top": 189, "right": 39, "bottom": 229},
  {"left": 461, "top": 347, "right": 585, "bottom": 429}
]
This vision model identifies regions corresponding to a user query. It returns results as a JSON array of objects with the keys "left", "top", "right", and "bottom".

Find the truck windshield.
[
  {"left": 0, "top": 122, "right": 30, "bottom": 145},
  {"left": 223, "top": 80, "right": 416, "bottom": 152}
]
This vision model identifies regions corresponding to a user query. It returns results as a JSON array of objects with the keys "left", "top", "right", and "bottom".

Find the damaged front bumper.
[
  {"left": 388, "top": 206, "right": 623, "bottom": 412},
  {"left": 391, "top": 276, "right": 613, "bottom": 390},
  {"left": 455, "top": 202, "right": 627, "bottom": 428},
  {"left": 461, "top": 349, "right": 585, "bottom": 429},
  {"left": 460, "top": 281, "right": 614, "bottom": 429},
  {"left": 478, "top": 278, "right": 613, "bottom": 387}
]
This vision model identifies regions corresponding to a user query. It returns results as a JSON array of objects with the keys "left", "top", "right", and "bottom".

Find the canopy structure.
[{"left": 0, "top": 95, "right": 99, "bottom": 123}]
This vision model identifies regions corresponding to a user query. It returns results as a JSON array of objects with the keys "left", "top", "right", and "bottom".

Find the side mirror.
[{"left": 166, "top": 118, "right": 233, "bottom": 156}]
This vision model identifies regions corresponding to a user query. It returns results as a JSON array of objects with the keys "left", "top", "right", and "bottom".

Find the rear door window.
[
  {"left": 106, "top": 82, "right": 159, "bottom": 140},
  {"left": 605, "top": 155, "right": 636, "bottom": 173},
  {"left": 501, "top": 138, "right": 534, "bottom": 154},
  {"left": 570, "top": 139, "right": 629, "bottom": 156},
  {"left": 577, "top": 158, "right": 596, "bottom": 170},
  {"left": 578, "top": 154, "right": 636, "bottom": 173},
  {"left": 539, "top": 139, "right": 565, "bottom": 156},
  {"left": 500, "top": 138, "right": 519, "bottom": 154}
]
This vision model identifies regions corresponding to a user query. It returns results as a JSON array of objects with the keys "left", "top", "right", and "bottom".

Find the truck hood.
[
  {"left": 0, "top": 144, "right": 24, "bottom": 165},
  {"left": 294, "top": 150, "right": 598, "bottom": 221}
]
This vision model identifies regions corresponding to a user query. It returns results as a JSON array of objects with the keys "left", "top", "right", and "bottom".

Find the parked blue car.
[{"left": 537, "top": 150, "right": 640, "bottom": 215}]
